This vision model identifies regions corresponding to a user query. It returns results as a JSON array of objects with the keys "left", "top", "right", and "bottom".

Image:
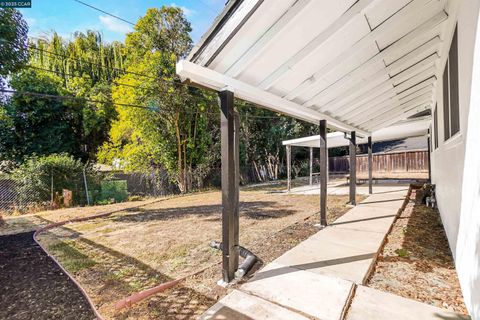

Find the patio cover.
[
  {"left": 175, "top": 0, "right": 457, "bottom": 283},
  {"left": 282, "top": 116, "right": 430, "bottom": 149},
  {"left": 177, "top": 0, "right": 459, "bottom": 135}
]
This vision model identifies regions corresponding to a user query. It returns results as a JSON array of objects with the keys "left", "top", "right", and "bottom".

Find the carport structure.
[
  {"left": 282, "top": 116, "right": 431, "bottom": 199},
  {"left": 176, "top": 0, "right": 458, "bottom": 284}
]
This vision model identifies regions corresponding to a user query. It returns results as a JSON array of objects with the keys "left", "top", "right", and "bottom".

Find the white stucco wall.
[
  {"left": 431, "top": 0, "right": 480, "bottom": 318},
  {"left": 455, "top": 1, "right": 480, "bottom": 317}
]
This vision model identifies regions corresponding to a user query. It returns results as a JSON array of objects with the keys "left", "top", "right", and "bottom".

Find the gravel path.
[{"left": 0, "top": 232, "right": 97, "bottom": 320}]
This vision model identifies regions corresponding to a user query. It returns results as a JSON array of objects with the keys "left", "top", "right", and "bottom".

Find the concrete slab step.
[
  {"left": 241, "top": 262, "right": 354, "bottom": 320},
  {"left": 272, "top": 229, "right": 380, "bottom": 284},
  {"left": 199, "top": 289, "right": 309, "bottom": 320},
  {"left": 347, "top": 286, "right": 471, "bottom": 320}
]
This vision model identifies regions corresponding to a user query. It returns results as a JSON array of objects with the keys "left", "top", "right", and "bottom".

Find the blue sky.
[{"left": 19, "top": 0, "right": 225, "bottom": 43}]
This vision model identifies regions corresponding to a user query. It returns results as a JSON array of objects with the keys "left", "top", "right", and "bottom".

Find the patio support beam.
[
  {"left": 176, "top": 60, "right": 370, "bottom": 137},
  {"left": 319, "top": 120, "right": 328, "bottom": 226},
  {"left": 219, "top": 89, "right": 239, "bottom": 283},
  {"left": 368, "top": 136, "right": 373, "bottom": 194},
  {"left": 286, "top": 145, "right": 292, "bottom": 192},
  {"left": 309, "top": 147, "right": 313, "bottom": 186},
  {"left": 349, "top": 131, "right": 357, "bottom": 205}
]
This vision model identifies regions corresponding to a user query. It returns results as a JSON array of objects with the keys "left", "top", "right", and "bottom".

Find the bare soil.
[
  {"left": 367, "top": 187, "right": 469, "bottom": 314},
  {"left": 0, "top": 232, "right": 96, "bottom": 320},
  {"left": 0, "top": 183, "right": 365, "bottom": 319}
]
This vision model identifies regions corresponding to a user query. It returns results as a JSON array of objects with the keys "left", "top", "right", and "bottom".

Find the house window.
[
  {"left": 434, "top": 106, "right": 439, "bottom": 149},
  {"left": 443, "top": 26, "right": 460, "bottom": 141}
]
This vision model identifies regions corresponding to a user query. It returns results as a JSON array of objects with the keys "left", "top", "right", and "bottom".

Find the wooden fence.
[{"left": 329, "top": 149, "right": 429, "bottom": 178}]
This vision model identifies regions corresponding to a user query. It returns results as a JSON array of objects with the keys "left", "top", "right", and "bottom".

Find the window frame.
[
  {"left": 434, "top": 105, "right": 439, "bottom": 149},
  {"left": 443, "top": 25, "right": 460, "bottom": 142}
]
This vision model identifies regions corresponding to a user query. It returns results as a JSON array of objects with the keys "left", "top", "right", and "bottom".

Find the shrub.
[
  {"left": 99, "top": 180, "right": 128, "bottom": 203},
  {"left": 11, "top": 153, "right": 97, "bottom": 208}
]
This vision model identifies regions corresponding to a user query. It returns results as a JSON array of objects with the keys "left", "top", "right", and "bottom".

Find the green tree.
[
  {"left": 237, "top": 102, "right": 318, "bottom": 182},
  {"left": 29, "top": 31, "right": 125, "bottom": 84},
  {"left": 126, "top": 7, "right": 192, "bottom": 62},
  {"left": 0, "top": 70, "right": 83, "bottom": 161},
  {"left": 99, "top": 6, "right": 217, "bottom": 193},
  {"left": 0, "top": 8, "right": 28, "bottom": 82},
  {"left": 26, "top": 31, "right": 124, "bottom": 159}
]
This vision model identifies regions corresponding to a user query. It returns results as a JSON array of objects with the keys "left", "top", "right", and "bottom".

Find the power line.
[
  {"left": 2, "top": 37, "right": 212, "bottom": 95},
  {"left": 25, "top": 65, "right": 150, "bottom": 91},
  {"left": 0, "top": 88, "right": 215, "bottom": 115},
  {"left": 22, "top": 64, "right": 219, "bottom": 106},
  {"left": 72, "top": 0, "right": 136, "bottom": 26},
  {"left": 0, "top": 89, "right": 288, "bottom": 120},
  {"left": 0, "top": 89, "right": 158, "bottom": 110},
  {"left": 21, "top": 40, "right": 207, "bottom": 92},
  {"left": 28, "top": 43, "right": 157, "bottom": 80}
]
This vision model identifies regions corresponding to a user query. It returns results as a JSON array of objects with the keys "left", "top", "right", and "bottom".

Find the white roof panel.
[
  {"left": 282, "top": 117, "right": 430, "bottom": 148},
  {"left": 179, "top": 0, "right": 460, "bottom": 135}
]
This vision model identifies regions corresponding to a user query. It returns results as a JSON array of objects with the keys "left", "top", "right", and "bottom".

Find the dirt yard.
[
  {"left": 367, "top": 187, "right": 469, "bottom": 314},
  {"left": 1, "top": 182, "right": 365, "bottom": 319}
]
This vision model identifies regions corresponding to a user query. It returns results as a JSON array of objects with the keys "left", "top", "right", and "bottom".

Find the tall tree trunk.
[
  {"left": 175, "top": 114, "right": 185, "bottom": 193},
  {"left": 252, "top": 160, "right": 263, "bottom": 182}
]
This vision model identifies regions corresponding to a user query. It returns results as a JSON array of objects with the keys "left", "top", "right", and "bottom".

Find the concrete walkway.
[
  {"left": 200, "top": 188, "right": 468, "bottom": 320},
  {"left": 288, "top": 180, "right": 410, "bottom": 196}
]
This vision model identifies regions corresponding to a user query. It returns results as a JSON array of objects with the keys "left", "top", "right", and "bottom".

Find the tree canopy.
[
  {"left": 0, "top": 8, "right": 28, "bottom": 78},
  {"left": 0, "top": 6, "right": 319, "bottom": 193},
  {"left": 0, "top": 70, "right": 83, "bottom": 161}
]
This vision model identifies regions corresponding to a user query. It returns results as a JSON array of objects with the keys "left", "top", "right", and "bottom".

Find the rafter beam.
[
  {"left": 317, "top": 80, "right": 394, "bottom": 114},
  {"left": 397, "top": 79, "right": 436, "bottom": 99},
  {"left": 337, "top": 90, "right": 397, "bottom": 119},
  {"left": 392, "top": 57, "right": 438, "bottom": 85},
  {"left": 387, "top": 36, "right": 441, "bottom": 76},
  {"left": 334, "top": 58, "right": 437, "bottom": 118},
  {"left": 283, "top": 6, "right": 447, "bottom": 102},
  {"left": 368, "top": 104, "right": 431, "bottom": 131},
  {"left": 258, "top": 0, "right": 377, "bottom": 90},
  {"left": 176, "top": 60, "right": 369, "bottom": 136},
  {"left": 225, "top": 0, "right": 313, "bottom": 77},
  {"left": 343, "top": 96, "right": 400, "bottom": 123},
  {"left": 352, "top": 92, "right": 432, "bottom": 124},
  {"left": 395, "top": 71, "right": 437, "bottom": 93},
  {"left": 362, "top": 99, "right": 432, "bottom": 129}
]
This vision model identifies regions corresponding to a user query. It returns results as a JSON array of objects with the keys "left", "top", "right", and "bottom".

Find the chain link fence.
[{"left": 0, "top": 167, "right": 180, "bottom": 215}]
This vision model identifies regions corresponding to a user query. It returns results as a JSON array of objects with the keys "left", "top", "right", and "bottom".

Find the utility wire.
[
  {"left": 72, "top": 0, "right": 136, "bottom": 26},
  {"left": 28, "top": 43, "right": 157, "bottom": 80},
  {"left": 22, "top": 64, "right": 219, "bottom": 105},
  {"left": 0, "top": 89, "right": 158, "bottom": 110},
  {"left": 0, "top": 89, "right": 287, "bottom": 120},
  {"left": 25, "top": 65, "right": 150, "bottom": 91},
  {"left": 1, "top": 38, "right": 214, "bottom": 99}
]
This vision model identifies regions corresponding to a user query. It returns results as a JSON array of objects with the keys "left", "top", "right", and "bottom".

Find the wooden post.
[
  {"left": 309, "top": 147, "right": 313, "bottom": 186},
  {"left": 319, "top": 120, "right": 327, "bottom": 226},
  {"left": 427, "top": 129, "right": 431, "bottom": 183},
  {"left": 286, "top": 145, "right": 291, "bottom": 192},
  {"left": 234, "top": 111, "right": 240, "bottom": 262},
  {"left": 349, "top": 131, "right": 357, "bottom": 205},
  {"left": 219, "top": 90, "right": 239, "bottom": 283},
  {"left": 368, "top": 136, "right": 373, "bottom": 195}
]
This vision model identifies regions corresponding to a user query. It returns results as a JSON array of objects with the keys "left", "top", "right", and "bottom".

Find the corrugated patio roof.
[{"left": 177, "top": 0, "right": 459, "bottom": 136}]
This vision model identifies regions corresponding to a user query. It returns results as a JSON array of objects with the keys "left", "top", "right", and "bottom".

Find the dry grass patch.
[{"left": 31, "top": 185, "right": 364, "bottom": 319}]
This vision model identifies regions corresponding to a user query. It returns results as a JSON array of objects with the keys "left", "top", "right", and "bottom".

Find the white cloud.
[
  {"left": 170, "top": 3, "right": 196, "bottom": 17},
  {"left": 99, "top": 15, "right": 132, "bottom": 34}
]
